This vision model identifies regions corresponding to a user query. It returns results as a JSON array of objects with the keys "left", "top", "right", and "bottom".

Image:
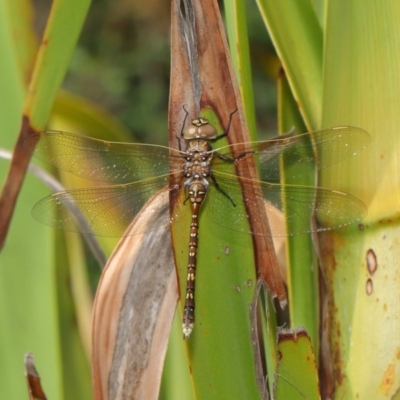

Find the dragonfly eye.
[
  {"left": 198, "top": 124, "right": 218, "bottom": 139},
  {"left": 183, "top": 118, "right": 218, "bottom": 140}
]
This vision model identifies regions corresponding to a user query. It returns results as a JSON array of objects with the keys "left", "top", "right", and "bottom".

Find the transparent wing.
[
  {"left": 25, "top": 130, "right": 184, "bottom": 183},
  {"left": 213, "top": 126, "right": 370, "bottom": 182},
  {"left": 205, "top": 171, "right": 367, "bottom": 237},
  {"left": 32, "top": 175, "right": 188, "bottom": 236}
]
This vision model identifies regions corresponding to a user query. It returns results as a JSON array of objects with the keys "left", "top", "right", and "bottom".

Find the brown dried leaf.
[
  {"left": 0, "top": 117, "right": 38, "bottom": 249},
  {"left": 169, "top": 0, "right": 285, "bottom": 305},
  {"left": 25, "top": 353, "right": 47, "bottom": 400},
  {"left": 92, "top": 192, "right": 177, "bottom": 400}
]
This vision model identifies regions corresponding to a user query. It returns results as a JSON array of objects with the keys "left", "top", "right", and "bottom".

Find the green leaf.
[
  {"left": 0, "top": 0, "right": 93, "bottom": 398},
  {"left": 319, "top": 2, "right": 400, "bottom": 398},
  {"left": 277, "top": 72, "right": 319, "bottom": 351},
  {"left": 55, "top": 230, "right": 93, "bottom": 399},
  {"left": 274, "top": 328, "right": 320, "bottom": 400},
  {"left": 170, "top": 110, "right": 262, "bottom": 399},
  {"left": 25, "top": 0, "right": 91, "bottom": 129},
  {"left": 51, "top": 91, "right": 133, "bottom": 143},
  {"left": 255, "top": 0, "right": 323, "bottom": 130},
  {"left": 224, "top": 0, "right": 257, "bottom": 140}
]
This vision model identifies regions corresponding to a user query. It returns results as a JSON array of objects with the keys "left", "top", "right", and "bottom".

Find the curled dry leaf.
[{"left": 92, "top": 191, "right": 177, "bottom": 400}]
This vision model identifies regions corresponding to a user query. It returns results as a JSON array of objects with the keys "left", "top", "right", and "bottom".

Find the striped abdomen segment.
[{"left": 182, "top": 181, "right": 208, "bottom": 338}]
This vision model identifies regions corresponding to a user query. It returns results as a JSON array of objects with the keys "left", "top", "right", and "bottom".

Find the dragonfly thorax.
[
  {"left": 183, "top": 140, "right": 213, "bottom": 180},
  {"left": 185, "top": 138, "right": 213, "bottom": 153},
  {"left": 183, "top": 117, "right": 218, "bottom": 139}
]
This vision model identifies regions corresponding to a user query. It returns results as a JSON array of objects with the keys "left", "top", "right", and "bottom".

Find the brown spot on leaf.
[
  {"left": 366, "top": 279, "right": 373, "bottom": 295},
  {"left": 380, "top": 363, "right": 395, "bottom": 395},
  {"left": 366, "top": 249, "right": 378, "bottom": 275}
]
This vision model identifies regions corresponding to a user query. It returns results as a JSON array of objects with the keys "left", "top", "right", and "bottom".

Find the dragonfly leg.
[
  {"left": 211, "top": 175, "right": 236, "bottom": 207},
  {"left": 172, "top": 105, "right": 189, "bottom": 151},
  {"left": 215, "top": 150, "right": 255, "bottom": 163},
  {"left": 214, "top": 108, "right": 238, "bottom": 140},
  {"left": 175, "top": 107, "right": 190, "bottom": 151},
  {"left": 180, "top": 106, "right": 190, "bottom": 137},
  {"left": 233, "top": 151, "right": 256, "bottom": 164},
  {"left": 215, "top": 153, "right": 235, "bottom": 162},
  {"left": 176, "top": 135, "right": 184, "bottom": 151}
]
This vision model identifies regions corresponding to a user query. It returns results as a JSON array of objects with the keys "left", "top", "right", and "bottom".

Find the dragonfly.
[{"left": 25, "top": 110, "right": 369, "bottom": 338}]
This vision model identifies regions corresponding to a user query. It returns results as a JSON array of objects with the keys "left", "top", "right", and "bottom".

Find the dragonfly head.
[
  {"left": 183, "top": 117, "right": 218, "bottom": 140},
  {"left": 191, "top": 117, "right": 209, "bottom": 127}
]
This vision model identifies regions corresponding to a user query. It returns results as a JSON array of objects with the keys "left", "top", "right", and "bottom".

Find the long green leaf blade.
[
  {"left": 255, "top": 0, "right": 323, "bottom": 129},
  {"left": 320, "top": 1, "right": 400, "bottom": 398}
]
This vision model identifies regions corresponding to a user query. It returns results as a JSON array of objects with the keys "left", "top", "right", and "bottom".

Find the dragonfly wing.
[
  {"left": 25, "top": 131, "right": 184, "bottom": 183},
  {"left": 213, "top": 126, "right": 370, "bottom": 182},
  {"left": 207, "top": 172, "right": 367, "bottom": 236},
  {"left": 32, "top": 175, "right": 186, "bottom": 236}
]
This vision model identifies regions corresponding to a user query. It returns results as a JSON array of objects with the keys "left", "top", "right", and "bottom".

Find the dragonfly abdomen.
[{"left": 182, "top": 180, "right": 208, "bottom": 338}]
